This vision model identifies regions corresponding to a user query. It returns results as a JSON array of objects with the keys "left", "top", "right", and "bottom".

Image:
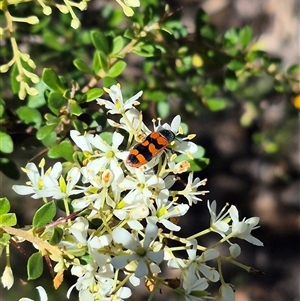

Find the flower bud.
[
  {"left": 71, "top": 19, "right": 81, "bottom": 29},
  {"left": 56, "top": 4, "right": 69, "bottom": 14},
  {"left": 19, "top": 85, "right": 27, "bottom": 100},
  {"left": 26, "top": 16, "right": 39, "bottom": 25},
  {"left": 27, "top": 87, "right": 39, "bottom": 96},
  {"left": 125, "top": 0, "right": 140, "bottom": 7},
  {"left": 78, "top": 1, "right": 87, "bottom": 10},
  {"left": 28, "top": 58, "right": 36, "bottom": 69},
  {"left": 220, "top": 283, "right": 235, "bottom": 301},
  {"left": 0, "top": 64, "right": 10, "bottom": 73},
  {"left": 229, "top": 243, "right": 241, "bottom": 258},
  {"left": 29, "top": 73, "right": 40, "bottom": 84},
  {"left": 1, "top": 266, "right": 14, "bottom": 290},
  {"left": 20, "top": 53, "right": 30, "bottom": 62},
  {"left": 43, "top": 6, "right": 52, "bottom": 15}
]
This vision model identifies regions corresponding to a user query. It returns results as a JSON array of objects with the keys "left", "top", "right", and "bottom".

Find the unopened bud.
[
  {"left": 26, "top": 16, "right": 39, "bottom": 25},
  {"left": 78, "top": 1, "right": 88, "bottom": 10},
  {"left": 0, "top": 64, "right": 10, "bottom": 73},
  {"left": 56, "top": 5, "right": 69, "bottom": 14},
  {"left": 43, "top": 6, "right": 52, "bottom": 15},
  {"left": 27, "top": 87, "right": 39, "bottom": 96},
  {"left": 71, "top": 19, "right": 81, "bottom": 29},
  {"left": 1, "top": 266, "right": 14, "bottom": 290}
]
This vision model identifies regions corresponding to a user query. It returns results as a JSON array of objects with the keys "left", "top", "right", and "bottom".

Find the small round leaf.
[
  {"left": 27, "top": 252, "right": 43, "bottom": 280},
  {"left": 0, "top": 131, "right": 13, "bottom": 153},
  {"left": 32, "top": 201, "right": 56, "bottom": 228}
]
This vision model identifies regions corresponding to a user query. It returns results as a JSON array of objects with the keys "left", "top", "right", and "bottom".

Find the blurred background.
[{"left": 1, "top": 0, "right": 299, "bottom": 300}]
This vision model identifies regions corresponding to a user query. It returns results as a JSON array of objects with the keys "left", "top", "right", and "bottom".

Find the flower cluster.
[{"left": 5, "top": 85, "right": 263, "bottom": 301}]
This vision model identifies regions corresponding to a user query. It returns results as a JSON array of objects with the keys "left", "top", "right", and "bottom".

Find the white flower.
[
  {"left": 113, "top": 199, "right": 150, "bottom": 230},
  {"left": 1, "top": 266, "right": 14, "bottom": 289},
  {"left": 88, "top": 234, "right": 113, "bottom": 270},
  {"left": 67, "top": 263, "right": 100, "bottom": 301},
  {"left": 12, "top": 159, "right": 62, "bottom": 199},
  {"left": 87, "top": 131, "right": 126, "bottom": 170},
  {"left": 179, "top": 173, "right": 209, "bottom": 206},
  {"left": 49, "top": 167, "right": 83, "bottom": 200},
  {"left": 19, "top": 286, "right": 48, "bottom": 301},
  {"left": 73, "top": 169, "right": 124, "bottom": 218},
  {"left": 111, "top": 223, "right": 164, "bottom": 278},
  {"left": 147, "top": 189, "right": 189, "bottom": 231},
  {"left": 70, "top": 130, "right": 127, "bottom": 173},
  {"left": 108, "top": 107, "right": 150, "bottom": 136},
  {"left": 70, "top": 130, "right": 94, "bottom": 153},
  {"left": 119, "top": 169, "right": 164, "bottom": 204},
  {"left": 168, "top": 239, "right": 219, "bottom": 282},
  {"left": 97, "top": 84, "right": 143, "bottom": 114},
  {"left": 229, "top": 243, "right": 241, "bottom": 258},
  {"left": 207, "top": 200, "right": 230, "bottom": 235},
  {"left": 182, "top": 274, "right": 209, "bottom": 301},
  {"left": 59, "top": 217, "right": 89, "bottom": 252},
  {"left": 68, "top": 217, "right": 89, "bottom": 246},
  {"left": 229, "top": 205, "right": 263, "bottom": 246},
  {"left": 220, "top": 283, "right": 235, "bottom": 301}
]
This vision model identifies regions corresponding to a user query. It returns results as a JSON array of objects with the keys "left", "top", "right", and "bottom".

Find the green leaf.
[
  {"left": 200, "top": 25, "right": 218, "bottom": 40},
  {"left": 99, "top": 132, "right": 113, "bottom": 145},
  {"left": 195, "top": 8, "right": 209, "bottom": 28},
  {"left": 42, "top": 68, "right": 67, "bottom": 93},
  {"left": 0, "top": 233, "right": 11, "bottom": 246},
  {"left": 0, "top": 99, "right": 4, "bottom": 118},
  {"left": 83, "top": 88, "right": 104, "bottom": 102},
  {"left": 27, "top": 252, "right": 43, "bottom": 280},
  {"left": 43, "top": 30, "right": 64, "bottom": 51},
  {"left": 0, "top": 132, "right": 13, "bottom": 153},
  {"left": 48, "top": 140, "right": 74, "bottom": 162},
  {"left": 206, "top": 98, "right": 227, "bottom": 111},
  {"left": 73, "top": 58, "right": 93, "bottom": 74},
  {"left": 0, "top": 213, "right": 17, "bottom": 226},
  {"left": 0, "top": 198, "right": 10, "bottom": 215},
  {"left": 190, "top": 157, "right": 209, "bottom": 171},
  {"left": 225, "top": 70, "right": 238, "bottom": 91},
  {"left": 37, "top": 124, "right": 58, "bottom": 140},
  {"left": 48, "top": 91, "right": 68, "bottom": 115},
  {"left": 45, "top": 113, "right": 60, "bottom": 125},
  {"left": 49, "top": 227, "right": 63, "bottom": 245},
  {"left": 41, "top": 132, "right": 57, "bottom": 147},
  {"left": 228, "top": 60, "right": 245, "bottom": 71},
  {"left": 0, "top": 157, "right": 19, "bottom": 180},
  {"left": 107, "top": 61, "right": 126, "bottom": 77},
  {"left": 224, "top": 28, "right": 239, "bottom": 45},
  {"left": 69, "top": 100, "right": 83, "bottom": 116},
  {"left": 91, "top": 31, "right": 110, "bottom": 54},
  {"left": 157, "top": 102, "right": 170, "bottom": 119},
  {"left": 124, "top": 28, "right": 134, "bottom": 39},
  {"left": 112, "top": 36, "right": 124, "bottom": 54},
  {"left": 144, "top": 90, "right": 166, "bottom": 102},
  {"left": 10, "top": 64, "right": 20, "bottom": 94},
  {"left": 27, "top": 81, "right": 47, "bottom": 108},
  {"left": 16, "top": 106, "right": 42, "bottom": 128},
  {"left": 245, "top": 50, "right": 267, "bottom": 62},
  {"left": 32, "top": 201, "right": 56, "bottom": 228},
  {"left": 93, "top": 51, "right": 108, "bottom": 73},
  {"left": 132, "top": 43, "right": 155, "bottom": 57},
  {"left": 287, "top": 63, "right": 300, "bottom": 75},
  {"left": 239, "top": 26, "right": 253, "bottom": 48}
]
